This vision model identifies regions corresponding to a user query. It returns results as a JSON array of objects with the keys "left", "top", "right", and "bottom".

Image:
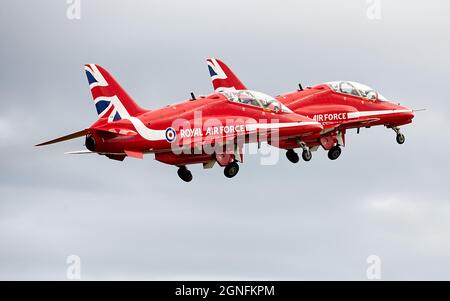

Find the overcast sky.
[{"left": 1, "top": 0, "right": 449, "bottom": 280}]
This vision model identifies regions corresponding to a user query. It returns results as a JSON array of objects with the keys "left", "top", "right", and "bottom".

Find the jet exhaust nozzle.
[{"left": 85, "top": 135, "right": 96, "bottom": 152}]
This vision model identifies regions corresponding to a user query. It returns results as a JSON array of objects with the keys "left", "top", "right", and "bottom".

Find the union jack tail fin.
[
  {"left": 84, "top": 64, "right": 146, "bottom": 122},
  {"left": 206, "top": 58, "right": 247, "bottom": 92}
]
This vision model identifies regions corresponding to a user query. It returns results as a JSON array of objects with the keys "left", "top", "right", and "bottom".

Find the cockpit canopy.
[
  {"left": 326, "top": 81, "right": 388, "bottom": 101},
  {"left": 220, "top": 90, "right": 293, "bottom": 113}
]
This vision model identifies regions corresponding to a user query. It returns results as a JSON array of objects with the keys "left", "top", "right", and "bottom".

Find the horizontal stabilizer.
[
  {"left": 64, "top": 150, "right": 94, "bottom": 155},
  {"left": 35, "top": 130, "right": 86, "bottom": 146}
]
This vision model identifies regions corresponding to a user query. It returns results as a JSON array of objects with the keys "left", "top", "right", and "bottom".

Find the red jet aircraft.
[
  {"left": 207, "top": 58, "right": 415, "bottom": 163},
  {"left": 36, "top": 64, "right": 323, "bottom": 181}
]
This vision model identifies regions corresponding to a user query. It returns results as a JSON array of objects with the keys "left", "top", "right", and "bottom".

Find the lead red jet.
[
  {"left": 207, "top": 58, "right": 415, "bottom": 163},
  {"left": 36, "top": 64, "right": 323, "bottom": 181}
]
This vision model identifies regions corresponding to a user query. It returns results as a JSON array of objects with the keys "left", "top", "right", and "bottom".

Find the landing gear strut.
[
  {"left": 301, "top": 149, "right": 312, "bottom": 162},
  {"left": 328, "top": 145, "right": 342, "bottom": 160},
  {"left": 286, "top": 149, "right": 299, "bottom": 163},
  {"left": 177, "top": 166, "right": 193, "bottom": 182},
  {"left": 297, "top": 141, "right": 312, "bottom": 162},
  {"left": 393, "top": 127, "right": 405, "bottom": 144},
  {"left": 224, "top": 162, "right": 239, "bottom": 178}
]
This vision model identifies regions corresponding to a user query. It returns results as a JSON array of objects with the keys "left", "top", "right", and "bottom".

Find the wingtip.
[
  {"left": 35, "top": 141, "right": 49, "bottom": 147},
  {"left": 64, "top": 150, "right": 93, "bottom": 155}
]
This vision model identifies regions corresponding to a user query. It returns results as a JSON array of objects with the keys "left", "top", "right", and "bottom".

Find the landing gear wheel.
[
  {"left": 286, "top": 150, "right": 299, "bottom": 163},
  {"left": 302, "top": 149, "right": 312, "bottom": 162},
  {"left": 177, "top": 166, "right": 193, "bottom": 182},
  {"left": 328, "top": 146, "right": 342, "bottom": 160},
  {"left": 224, "top": 162, "right": 239, "bottom": 178},
  {"left": 396, "top": 133, "right": 405, "bottom": 144}
]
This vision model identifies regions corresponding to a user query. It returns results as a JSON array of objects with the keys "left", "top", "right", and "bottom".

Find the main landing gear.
[
  {"left": 392, "top": 127, "right": 405, "bottom": 144},
  {"left": 224, "top": 161, "right": 239, "bottom": 178},
  {"left": 302, "top": 149, "right": 312, "bottom": 161},
  {"left": 177, "top": 166, "right": 193, "bottom": 182},
  {"left": 286, "top": 143, "right": 312, "bottom": 164},
  {"left": 177, "top": 161, "right": 240, "bottom": 182},
  {"left": 328, "top": 145, "right": 342, "bottom": 160},
  {"left": 286, "top": 149, "right": 299, "bottom": 163}
]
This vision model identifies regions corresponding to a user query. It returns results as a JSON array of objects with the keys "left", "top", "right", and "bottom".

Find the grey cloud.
[{"left": 0, "top": 0, "right": 449, "bottom": 280}]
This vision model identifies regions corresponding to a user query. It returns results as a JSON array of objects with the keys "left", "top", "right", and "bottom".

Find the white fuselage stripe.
[
  {"left": 128, "top": 117, "right": 166, "bottom": 141},
  {"left": 245, "top": 121, "right": 319, "bottom": 131},
  {"left": 127, "top": 120, "right": 320, "bottom": 142},
  {"left": 347, "top": 109, "right": 412, "bottom": 119}
]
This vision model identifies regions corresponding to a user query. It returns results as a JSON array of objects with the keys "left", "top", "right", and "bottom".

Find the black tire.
[
  {"left": 396, "top": 133, "right": 405, "bottom": 144},
  {"left": 286, "top": 150, "right": 299, "bottom": 163},
  {"left": 224, "top": 162, "right": 239, "bottom": 178},
  {"left": 328, "top": 146, "right": 342, "bottom": 160},
  {"left": 177, "top": 167, "right": 193, "bottom": 182},
  {"left": 302, "top": 149, "right": 312, "bottom": 162},
  {"left": 183, "top": 171, "right": 193, "bottom": 182}
]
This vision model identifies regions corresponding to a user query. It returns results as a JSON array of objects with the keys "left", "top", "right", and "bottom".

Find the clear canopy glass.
[
  {"left": 220, "top": 90, "right": 293, "bottom": 113},
  {"left": 326, "top": 81, "right": 385, "bottom": 101}
]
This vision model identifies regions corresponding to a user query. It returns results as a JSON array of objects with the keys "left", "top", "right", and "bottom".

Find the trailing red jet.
[
  {"left": 36, "top": 64, "right": 323, "bottom": 181},
  {"left": 207, "top": 58, "right": 415, "bottom": 163}
]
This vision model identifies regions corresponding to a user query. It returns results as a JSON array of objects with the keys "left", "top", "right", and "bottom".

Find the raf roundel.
[{"left": 165, "top": 127, "right": 176, "bottom": 142}]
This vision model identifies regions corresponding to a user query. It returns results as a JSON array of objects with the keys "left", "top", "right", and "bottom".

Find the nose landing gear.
[
  {"left": 177, "top": 166, "right": 193, "bottom": 182},
  {"left": 393, "top": 127, "right": 405, "bottom": 144},
  {"left": 396, "top": 133, "right": 405, "bottom": 144}
]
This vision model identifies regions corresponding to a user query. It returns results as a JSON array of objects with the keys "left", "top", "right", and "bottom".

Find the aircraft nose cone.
[
  {"left": 400, "top": 108, "right": 414, "bottom": 121},
  {"left": 279, "top": 120, "right": 323, "bottom": 138},
  {"left": 407, "top": 110, "right": 415, "bottom": 120},
  {"left": 393, "top": 104, "right": 414, "bottom": 123},
  {"left": 312, "top": 121, "right": 324, "bottom": 132}
]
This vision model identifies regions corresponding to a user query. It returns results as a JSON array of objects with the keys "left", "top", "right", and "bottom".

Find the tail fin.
[
  {"left": 206, "top": 58, "right": 247, "bottom": 92},
  {"left": 84, "top": 64, "right": 146, "bottom": 122}
]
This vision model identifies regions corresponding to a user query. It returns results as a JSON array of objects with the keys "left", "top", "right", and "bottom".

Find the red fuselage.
[
  {"left": 274, "top": 84, "right": 414, "bottom": 150},
  {"left": 86, "top": 92, "right": 323, "bottom": 165}
]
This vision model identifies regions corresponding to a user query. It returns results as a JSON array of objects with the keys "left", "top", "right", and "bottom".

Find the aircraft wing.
[
  {"left": 175, "top": 134, "right": 244, "bottom": 163},
  {"left": 337, "top": 117, "right": 380, "bottom": 130},
  {"left": 321, "top": 117, "right": 380, "bottom": 133},
  {"left": 177, "top": 134, "right": 239, "bottom": 152}
]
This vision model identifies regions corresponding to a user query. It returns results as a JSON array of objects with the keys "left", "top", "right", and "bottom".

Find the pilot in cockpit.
[{"left": 327, "top": 81, "right": 385, "bottom": 102}]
